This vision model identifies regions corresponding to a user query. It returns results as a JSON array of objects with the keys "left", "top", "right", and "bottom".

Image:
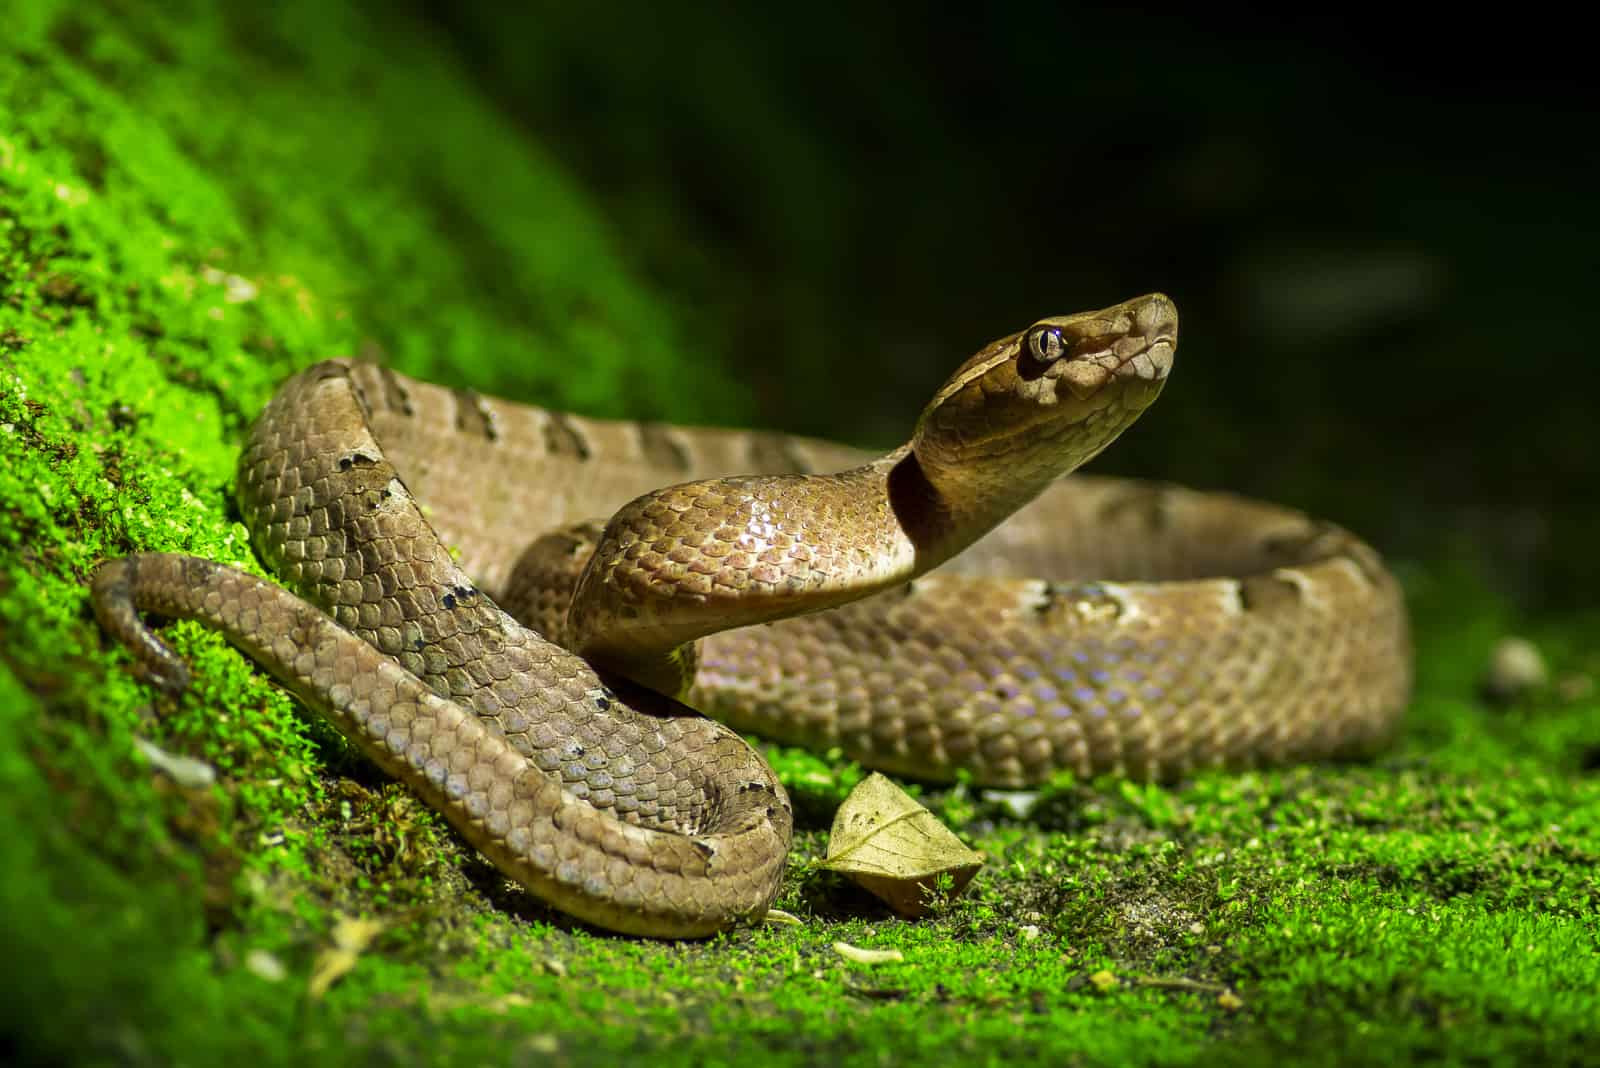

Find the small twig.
[{"left": 1133, "top": 975, "right": 1236, "bottom": 997}]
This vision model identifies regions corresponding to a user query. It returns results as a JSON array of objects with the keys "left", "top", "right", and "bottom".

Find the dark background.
[{"left": 413, "top": 4, "right": 1597, "bottom": 608}]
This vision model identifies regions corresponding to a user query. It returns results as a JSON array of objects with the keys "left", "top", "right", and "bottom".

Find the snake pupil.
[{"left": 1029, "top": 327, "right": 1065, "bottom": 363}]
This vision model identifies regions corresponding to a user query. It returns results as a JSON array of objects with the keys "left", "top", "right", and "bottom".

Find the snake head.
[
  {"left": 1021, "top": 294, "right": 1176, "bottom": 401},
  {"left": 909, "top": 293, "right": 1178, "bottom": 530}
]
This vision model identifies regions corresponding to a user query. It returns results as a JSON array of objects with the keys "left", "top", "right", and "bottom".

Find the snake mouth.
[
  {"left": 1035, "top": 293, "right": 1177, "bottom": 401},
  {"left": 1053, "top": 331, "right": 1173, "bottom": 402}
]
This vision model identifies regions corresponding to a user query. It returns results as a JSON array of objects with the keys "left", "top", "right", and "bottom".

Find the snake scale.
[{"left": 91, "top": 294, "right": 1411, "bottom": 936}]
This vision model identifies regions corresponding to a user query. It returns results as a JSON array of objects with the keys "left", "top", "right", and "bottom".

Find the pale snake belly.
[{"left": 90, "top": 294, "right": 1411, "bottom": 936}]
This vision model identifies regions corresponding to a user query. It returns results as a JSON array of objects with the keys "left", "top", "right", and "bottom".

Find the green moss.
[{"left": 3, "top": 3, "right": 1597, "bottom": 1066}]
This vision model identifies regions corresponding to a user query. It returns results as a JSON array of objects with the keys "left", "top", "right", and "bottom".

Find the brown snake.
[{"left": 90, "top": 294, "right": 1411, "bottom": 937}]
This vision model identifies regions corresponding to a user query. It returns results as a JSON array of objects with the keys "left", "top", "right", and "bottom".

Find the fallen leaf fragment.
[
  {"left": 762, "top": 908, "right": 804, "bottom": 927},
  {"left": 308, "top": 915, "right": 384, "bottom": 999},
  {"left": 822, "top": 773, "right": 984, "bottom": 917},
  {"left": 133, "top": 735, "right": 217, "bottom": 789},
  {"left": 1089, "top": 969, "right": 1119, "bottom": 992},
  {"left": 832, "top": 941, "right": 906, "bottom": 965},
  {"left": 244, "top": 949, "right": 286, "bottom": 982}
]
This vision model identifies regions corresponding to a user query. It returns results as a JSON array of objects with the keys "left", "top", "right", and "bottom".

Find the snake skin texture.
[{"left": 91, "top": 293, "right": 1412, "bottom": 935}]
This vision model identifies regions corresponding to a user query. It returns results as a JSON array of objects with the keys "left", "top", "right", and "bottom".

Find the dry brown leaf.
[{"left": 822, "top": 772, "right": 983, "bottom": 917}]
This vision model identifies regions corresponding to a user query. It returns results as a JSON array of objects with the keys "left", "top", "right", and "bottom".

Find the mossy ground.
[{"left": 2, "top": 4, "right": 1597, "bottom": 1066}]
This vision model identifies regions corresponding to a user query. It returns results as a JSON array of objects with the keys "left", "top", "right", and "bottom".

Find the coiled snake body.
[{"left": 91, "top": 294, "right": 1410, "bottom": 936}]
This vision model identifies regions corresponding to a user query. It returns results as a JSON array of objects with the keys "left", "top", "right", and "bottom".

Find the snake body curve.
[{"left": 91, "top": 294, "right": 1411, "bottom": 936}]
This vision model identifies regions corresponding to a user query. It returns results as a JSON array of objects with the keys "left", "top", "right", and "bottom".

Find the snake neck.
[
  {"left": 903, "top": 377, "right": 1168, "bottom": 567},
  {"left": 895, "top": 423, "right": 1110, "bottom": 571},
  {"left": 884, "top": 446, "right": 1041, "bottom": 571}
]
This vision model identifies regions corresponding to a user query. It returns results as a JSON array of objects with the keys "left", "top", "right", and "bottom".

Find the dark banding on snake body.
[
  {"left": 375, "top": 364, "right": 414, "bottom": 416},
  {"left": 542, "top": 411, "right": 591, "bottom": 460},
  {"left": 451, "top": 387, "right": 499, "bottom": 442},
  {"left": 635, "top": 422, "right": 693, "bottom": 473},
  {"left": 1237, "top": 573, "right": 1305, "bottom": 614},
  {"left": 744, "top": 431, "right": 812, "bottom": 475}
]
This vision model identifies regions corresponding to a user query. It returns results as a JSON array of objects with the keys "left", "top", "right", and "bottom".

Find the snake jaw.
[
  {"left": 1045, "top": 295, "right": 1176, "bottom": 394},
  {"left": 1057, "top": 360, "right": 1113, "bottom": 401}
]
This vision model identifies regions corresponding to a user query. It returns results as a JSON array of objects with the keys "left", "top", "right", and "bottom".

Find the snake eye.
[{"left": 1028, "top": 327, "right": 1065, "bottom": 363}]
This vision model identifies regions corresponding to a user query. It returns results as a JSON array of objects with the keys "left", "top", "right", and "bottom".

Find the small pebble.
[
  {"left": 985, "top": 789, "right": 1041, "bottom": 819},
  {"left": 244, "top": 949, "right": 287, "bottom": 982},
  {"left": 1482, "top": 637, "right": 1547, "bottom": 703}
]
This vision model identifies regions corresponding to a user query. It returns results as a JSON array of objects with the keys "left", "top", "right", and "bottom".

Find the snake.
[{"left": 90, "top": 293, "right": 1411, "bottom": 937}]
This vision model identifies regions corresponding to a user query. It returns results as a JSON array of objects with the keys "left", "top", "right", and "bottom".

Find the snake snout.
[
  {"left": 1133, "top": 292, "right": 1178, "bottom": 345},
  {"left": 1133, "top": 293, "right": 1178, "bottom": 384},
  {"left": 1098, "top": 293, "right": 1176, "bottom": 393}
]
